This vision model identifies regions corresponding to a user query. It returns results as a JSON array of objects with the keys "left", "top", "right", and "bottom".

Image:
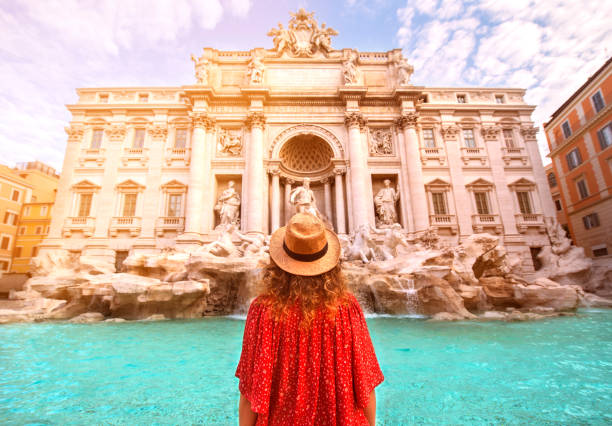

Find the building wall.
[
  {"left": 545, "top": 58, "right": 612, "bottom": 257},
  {"left": 11, "top": 202, "right": 53, "bottom": 273}
]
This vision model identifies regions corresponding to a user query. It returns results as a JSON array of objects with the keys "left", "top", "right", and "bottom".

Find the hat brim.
[{"left": 269, "top": 226, "right": 341, "bottom": 276}]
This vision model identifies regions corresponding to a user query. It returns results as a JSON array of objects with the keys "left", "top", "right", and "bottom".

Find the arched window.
[{"left": 547, "top": 172, "right": 557, "bottom": 188}]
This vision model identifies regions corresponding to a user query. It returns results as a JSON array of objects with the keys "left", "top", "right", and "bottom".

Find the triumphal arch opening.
[{"left": 43, "top": 9, "right": 555, "bottom": 274}]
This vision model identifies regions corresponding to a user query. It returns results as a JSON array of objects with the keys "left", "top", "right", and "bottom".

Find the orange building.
[
  {"left": 544, "top": 57, "right": 612, "bottom": 258},
  {"left": 544, "top": 163, "right": 570, "bottom": 240}
]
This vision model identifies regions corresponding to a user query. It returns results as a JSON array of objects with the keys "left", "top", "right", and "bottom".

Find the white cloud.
[{"left": 396, "top": 0, "right": 612, "bottom": 162}]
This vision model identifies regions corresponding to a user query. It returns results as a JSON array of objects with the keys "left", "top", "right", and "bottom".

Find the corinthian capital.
[
  {"left": 105, "top": 124, "right": 127, "bottom": 141},
  {"left": 520, "top": 125, "right": 538, "bottom": 141},
  {"left": 481, "top": 125, "right": 501, "bottom": 141},
  {"left": 344, "top": 112, "right": 366, "bottom": 129},
  {"left": 190, "top": 113, "right": 215, "bottom": 130},
  {"left": 441, "top": 125, "right": 460, "bottom": 140},
  {"left": 65, "top": 125, "right": 84, "bottom": 142},
  {"left": 147, "top": 124, "right": 168, "bottom": 139},
  {"left": 246, "top": 112, "right": 266, "bottom": 129},
  {"left": 395, "top": 112, "right": 418, "bottom": 129}
]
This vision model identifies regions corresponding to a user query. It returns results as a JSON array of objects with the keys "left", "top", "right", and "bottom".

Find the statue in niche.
[
  {"left": 289, "top": 178, "right": 332, "bottom": 228},
  {"left": 343, "top": 225, "right": 377, "bottom": 263},
  {"left": 218, "top": 130, "right": 242, "bottom": 156},
  {"left": 370, "top": 224, "right": 410, "bottom": 261},
  {"left": 374, "top": 179, "right": 400, "bottom": 227},
  {"left": 343, "top": 52, "right": 359, "bottom": 85},
  {"left": 190, "top": 54, "right": 210, "bottom": 85},
  {"left": 214, "top": 181, "right": 241, "bottom": 226},
  {"left": 369, "top": 129, "right": 393, "bottom": 155},
  {"left": 247, "top": 54, "right": 265, "bottom": 84}
]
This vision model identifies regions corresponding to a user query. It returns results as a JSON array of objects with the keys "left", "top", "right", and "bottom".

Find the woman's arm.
[
  {"left": 364, "top": 389, "right": 376, "bottom": 425},
  {"left": 239, "top": 393, "right": 257, "bottom": 426}
]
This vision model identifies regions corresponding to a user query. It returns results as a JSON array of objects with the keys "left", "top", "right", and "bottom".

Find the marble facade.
[{"left": 40, "top": 9, "right": 555, "bottom": 274}]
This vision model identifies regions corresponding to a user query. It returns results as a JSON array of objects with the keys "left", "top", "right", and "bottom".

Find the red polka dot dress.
[{"left": 236, "top": 294, "right": 384, "bottom": 425}]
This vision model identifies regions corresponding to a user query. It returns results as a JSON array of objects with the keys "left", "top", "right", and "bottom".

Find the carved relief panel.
[
  {"left": 368, "top": 128, "right": 394, "bottom": 156},
  {"left": 217, "top": 129, "right": 243, "bottom": 157}
]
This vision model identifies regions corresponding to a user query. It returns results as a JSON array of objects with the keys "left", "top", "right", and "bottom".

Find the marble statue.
[
  {"left": 190, "top": 54, "right": 210, "bottom": 85},
  {"left": 343, "top": 225, "right": 377, "bottom": 263},
  {"left": 374, "top": 179, "right": 400, "bottom": 226},
  {"left": 247, "top": 55, "right": 265, "bottom": 84},
  {"left": 218, "top": 131, "right": 242, "bottom": 156},
  {"left": 198, "top": 223, "right": 238, "bottom": 257},
  {"left": 215, "top": 181, "right": 241, "bottom": 226},
  {"left": 370, "top": 224, "right": 409, "bottom": 261},
  {"left": 312, "top": 22, "right": 338, "bottom": 54},
  {"left": 267, "top": 23, "right": 294, "bottom": 55},
  {"left": 396, "top": 57, "right": 414, "bottom": 86},
  {"left": 267, "top": 9, "right": 338, "bottom": 57},
  {"left": 343, "top": 52, "right": 359, "bottom": 85},
  {"left": 289, "top": 178, "right": 318, "bottom": 216},
  {"left": 236, "top": 231, "right": 268, "bottom": 257}
]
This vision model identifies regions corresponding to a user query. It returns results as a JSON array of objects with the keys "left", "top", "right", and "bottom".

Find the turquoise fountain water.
[{"left": 1, "top": 309, "right": 611, "bottom": 425}]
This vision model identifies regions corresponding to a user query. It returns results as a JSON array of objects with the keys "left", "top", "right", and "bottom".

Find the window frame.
[
  {"left": 463, "top": 129, "right": 476, "bottom": 148},
  {"left": 422, "top": 128, "right": 436, "bottom": 148},
  {"left": 597, "top": 122, "right": 612, "bottom": 150},
  {"left": 91, "top": 129, "right": 104, "bottom": 149},
  {"left": 495, "top": 94, "right": 505, "bottom": 104},
  {"left": 456, "top": 94, "right": 467, "bottom": 104},
  {"left": 11, "top": 189, "right": 20, "bottom": 202},
  {"left": 40, "top": 206, "right": 48, "bottom": 216},
  {"left": 121, "top": 193, "right": 138, "bottom": 217},
  {"left": 555, "top": 199, "right": 562, "bottom": 211},
  {"left": 502, "top": 128, "right": 515, "bottom": 148},
  {"left": 474, "top": 191, "right": 491, "bottom": 215},
  {"left": 547, "top": 172, "right": 557, "bottom": 187},
  {"left": 582, "top": 212, "right": 600, "bottom": 230},
  {"left": 566, "top": 148, "right": 582, "bottom": 170},
  {"left": 576, "top": 177, "right": 589, "bottom": 200},
  {"left": 562, "top": 120, "right": 572, "bottom": 139},
  {"left": 174, "top": 128, "right": 188, "bottom": 148},
  {"left": 431, "top": 192, "right": 448, "bottom": 215},
  {"left": 516, "top": 191, "right": 533, "bottom": 214},
  {"left": 1, "top": 235, "right": 11, "bottom": 250},
  {"left": 591, "top": 90, "right": 605, "bottom": 113},
  {"left": 78, "top": 193, "right": 93, "bottom": 217}
]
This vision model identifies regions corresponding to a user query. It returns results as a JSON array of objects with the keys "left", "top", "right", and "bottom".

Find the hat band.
[{"left": 283, "top": 240, "right": 328, "bottom": 262}]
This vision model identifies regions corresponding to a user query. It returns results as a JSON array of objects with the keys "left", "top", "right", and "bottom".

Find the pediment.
[
  {"left": 425, "top": 178, "right": 450, "bottom": 188},
  {"left": 508, "top": 178, "right": 536, "bottom": 188},
  {"left": 71, "top": 179, "right": 101, "bottom": 190},
  {"left": 466, "top": 178, "right": 494, "bottom": 188},
  {"left": 161, "top": 179, "right": 187, "bottom": 189},
  {"left": 116, "top": 179, "right": 145, "bottom": 190}
]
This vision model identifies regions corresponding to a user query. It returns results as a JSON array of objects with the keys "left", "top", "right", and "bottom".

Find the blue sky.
[{"left": 1, "top": 0, "right": 610, "bottom": 170}]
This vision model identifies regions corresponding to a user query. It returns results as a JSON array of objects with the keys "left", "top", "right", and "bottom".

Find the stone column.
[
  {"left": 245, "top": 112, "right": 266, "bottom": 234},
  {"left": 323, "top": 178, "right": 333, "bottom": 224},
  {"left": 184, "top": 113, "right": 212, "bottom": 235},
  {"left": 140, "top": 124, "right": 167, "bottom": 241},
  {"left": 334, "top": 169, "right": 346, "bottom": 234},
  {"left": 48, "top": 125, "right": 84, "bottom": 239},
  {"left": 398, "top": 112, "right": 429, "bottom": 232},
  {"left": 284, "top": 178, "right": 293, "bottom": 224},
  {"left": 344, "top": 112, "right": 370, "bottom": 229},
  {"left": 521, "top": 126, "right": 557, "bottom": 214},
  {"left": 394, "top": 126, "right": 414, "bottom": 233},
  {"left": 269, "top": 168, "right": 281, "bottom": 232}
]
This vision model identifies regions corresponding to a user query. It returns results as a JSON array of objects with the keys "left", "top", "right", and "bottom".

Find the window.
[
  {"left": 431, "top": 193, "right": 448, "bottom": 215},
  {"left": 167, "top": 194, "right": 182, "bottom": 217},
  {"left": 139, "top": 93, "right": 149, "bottom": 103},
  {"left": 91, "top": 129, "right": 104, "bottom": 149},
  {"left": 45, "top": 226, "right": 50, "bottom": 234},
  {"left": 40, "top": 206, "right": 48, "bottom": 216},
  {"left": 495, "top": 95, "right": 505, "bottom": 104},
  {"left": 592, "top": 246, "right": 608, "bottom": 257},
  {"left": 1, "top": 236, "right": 10, "bottom": 250},
  {"left": 582, "top": 212, "right": 600, "bottom": 229},
  {"left": 502, "top": 129, "right": 515, "bottom": 148},
  {"left": 555, "top": 199, "right": 562, "bottom": 211},
  {"left": 175, "top": 129, "right": 187, "bottom": 148},
  {"left": 78, "top": 193, "right": 93, "bottom": 217},
  {"left": 474, "top": 192, "right": 491, "bottom": 214},
  {"left": 14, "top": 246, "right": 22, "bottom": 258},
  {"left": 597, "top": 123, "right": 612, "bottom": 150},
  {"left": 99, "top": 94, "right": 109, "bottom": 103},
  {"left": 133, "top": 129, "right": 145, "bottom": 148},
  {"left": 32, "top": 246, "right": 39, "bottom": 258},
  {"left": 456, "top": 94, "right": 466, "bottom": 103},
  {"left": 31, "top": 196, "right": 37, "bottom": 202},
  {"left": 11, "top": 189, "right": 20, "bottom": 202},
  {"left": 3, "top": 212, "right": 16, "bottom": 225},
  {"left": 562, "top": 121, "right": 572, "bottom": 138},
  {"left": 122, "top": 193, "right": 137, "bottom": 217},
  {"left": 35, "top": 226, "right": 42, "bottom": 235},
  {"left": 19, "top": 226, "right": 25, "bottom": 235},
  {"left": 463, "top": 129, "right": 476, "bottom": 148},
  {"left": 516, "top": 191, "right": 533, "bottom": 214},
  {"left": 592, "top": 91, "right": 605, "bottom": 113},
  {"left": 576, "top": 178, "right": 589, "bottom": 199},
  {"left": 548, "top": 172, "right": 557, "bottom": 187},
  {"left": 422, "top": 129, "right": 436, "bottom": 148},
  {"left": 566, "top": 148, "right": 582, "bottom": 170},
  {"left": 0, "top": 261, "right": 8, "bottom": 271},
  {"left": 24, "top": 206, "right": 30, "bottom": 216}
]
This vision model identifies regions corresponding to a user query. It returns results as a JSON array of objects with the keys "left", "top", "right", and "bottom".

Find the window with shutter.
[
  {"left": 503, "top": 129, "right": 515, "bottom": 148},
  {"left": 516, "top": 191, "right": 532, "bottom": 214},
  {"left": 175, "top": 129, "right": 187, "bottom": 148},
  {"left": 474, "top": 192, "right": 490, "bottom": 214},
  {"left": 463, "top": 129, "right": 476, "bottom": 148},
  {"left": 431, "top": 193, "right": 447, "bottom": 215},
  {"left": 597, "top": 123, "right": 611, "bottom": 150},
  {"left": 122, "top": 193, "right": 137, "bottom": 217},
  {"left": 78, "top": 193, "right": 93, "bottom": 217},
  {"left": 592, "top": 91, "right": 605, "bottom": 113},
  {"left": 167, "top": 194, "right": 182, "bottom": 217},
  {"left": 422, "top": 129, "right": 435, "bottom": 148}
]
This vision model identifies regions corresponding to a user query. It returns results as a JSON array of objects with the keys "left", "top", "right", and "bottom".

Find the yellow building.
[
  {"left": 0, "top": 164, "right": 32, "bottom": 273},
  {"left": 10, "top": 162, "right": 59, "bottom": 274}
]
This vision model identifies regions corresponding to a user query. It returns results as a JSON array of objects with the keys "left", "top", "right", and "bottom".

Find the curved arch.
[{"left": 269, "top": 124, "right": 345, "bottom": 159}]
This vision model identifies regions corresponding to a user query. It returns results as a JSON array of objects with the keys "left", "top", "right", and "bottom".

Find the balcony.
[
  {"left": 420, "top": 147, "right": 446, "bottom": 166},
  {"left": 501, "top": 147, "right": 528, "bottom": 166},
  {"left": 165, "top": 147, "right": 191, "bottom": 166},
  {"left": 78, "top": 148, "right": 106, "bottom": 167},
  {"left": 460, "top": 147, "right": 488, "bottom": 166},
  {"left": 109, "top": 216, "right": 142, "bottom": 237},
  {"left": 515, "top": 213, "right": 545, "bottom": 233},
  {"left": 471, "top": 214, "right": 503, "bottom": 234},
  {"left": 155, "top": 216, "right": 185, "bottom": 237},
  {"left": 63, "top": 217, "right": 95, "bottom": 237},
  {"left": 121, "top": 147, "right": 149, "bottom": 166},
  {"left": 429, "top": 214, "right": 458, "bottom": 234}
]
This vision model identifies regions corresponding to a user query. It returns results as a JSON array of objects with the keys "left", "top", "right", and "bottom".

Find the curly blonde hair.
[{"left": 258, "top": 261, "right": 349, "bottom": 327}]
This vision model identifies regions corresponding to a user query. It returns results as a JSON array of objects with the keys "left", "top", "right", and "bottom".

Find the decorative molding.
[
  {"left": 395, "top": 112, "right": 418, "bottom": 129},
  {"left": 344, "top": 112, "right": 366, "bottom": 129},
  {"left": 441, "top": 125, "right": 460, "bottom": 140},
  {"left": 105, "top": 124, "right": 127, "bottom": 141},
  {"left": 147, "top": 125, "right": 168, "bottom": 139},
  {"left": 190, "top": 113, "right": 215, "bottom": 130},
  {"left": 481, "top": 125, "right": 501, "bottom": 141},
  {"left": 520, "top": 125, "right": 539, "bottom": 141},
  {"left": 245, "top": 112, "right": 266, "bottom": 129},
  {"left": 269, "top": 124, "right": 345, "bottom": 159},
  {"left": 65, "top": 125, "right": 84, "bottom": 142}
]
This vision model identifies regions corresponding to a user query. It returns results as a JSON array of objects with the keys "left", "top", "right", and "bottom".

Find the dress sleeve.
[
  {"left": 348, "top": 296, "right": 384, "bottom": 408},
  {"left": 235, "top": 299, "right": 276, "bottom": 414}
]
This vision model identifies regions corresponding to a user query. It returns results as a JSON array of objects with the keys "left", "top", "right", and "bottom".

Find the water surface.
[{"left": 1, "top": 309, "right": 610, "bottom": 425}]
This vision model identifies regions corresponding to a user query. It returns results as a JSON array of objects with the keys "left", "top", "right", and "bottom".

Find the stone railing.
[
  {"left": 155, "top": 217, "right": 185, "bottom": 237},
  {"left": 109, "top": 216, "right": 142, "bottom": 237},
  {"left": 471, "top": 214, "right": 502, "bottom": 234},
  {"left": 121, "top": 147, "right": 149, "bottom": 166},
  {"left": 460, "top": 146, "right": 487, "bottom": 166},
  {"left": 501, "top": 147, "right": 528, "bottom": 166},
  {"left": 515, "top": 213, "right": 545, "bottom": 233},
  {"left": 420, "top": 146, "right": 446, "bottom": 166},
  {"left": 78, "top": 148, "right": 106, "bottom": 166},
  {"left": 429, "top": 214, "right": 458, "bottom": 234},
  {"left": 63, "top": 217, "right": 95, "bottom": 237},
  {"left": 165, "top": 147, "right": 191, "bottom": 166}
]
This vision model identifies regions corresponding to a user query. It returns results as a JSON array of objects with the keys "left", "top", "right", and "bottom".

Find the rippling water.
[{"left": 1, "top": 309, "right": 611, "bottom": 425}]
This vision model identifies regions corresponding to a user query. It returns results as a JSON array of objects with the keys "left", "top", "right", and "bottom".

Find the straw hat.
[{"left": 269, "top": 213, "right": 341, "bottom": 276}]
